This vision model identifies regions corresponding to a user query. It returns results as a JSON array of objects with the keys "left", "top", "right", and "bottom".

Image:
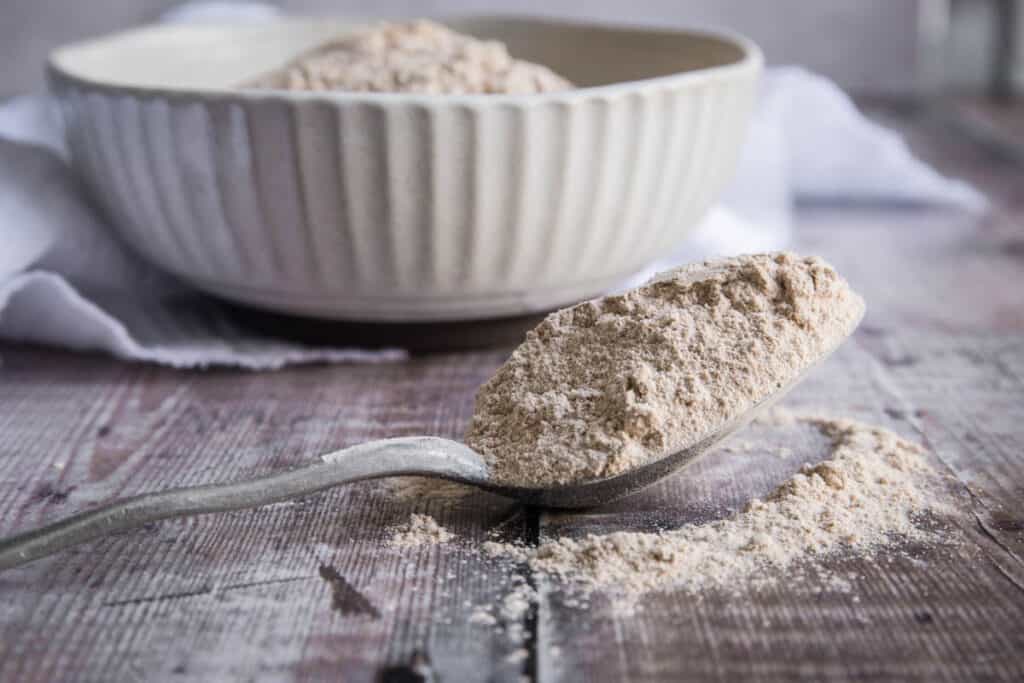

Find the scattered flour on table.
[
  {"left": 498, "top": 580, "right": 537, "bottom": 647},
  {"left": 387, "top": 513, "right": 454, "bottom": 548},
  {"left": 465, "top": 253, "right": 866, "bottom": 487},
  {"left": 720, "top": 439, "right": 758, "bottom": 453},
  {"left": 468, "top": 607, "right": 497, "bottom": 626},
  {"left": 248, "top": 20, "right": 574, "bottom": 94},
  {"left": 376, "top": 253, "right": 950, "bottom": 620},
  {"left": 483, "top": 415, "right": 940, "bottom": 598},
  {"left": 465, "top": 578, "right": 536, "bottom": 648},
  {"left": 397, "top": 413, "right": 948, "bottom": 622},
  {"left": 755, "top": 405, "right": 805, "bottom": 427},
  {"left": 483, "top": 539, "right": 531, "bottom": 564}
]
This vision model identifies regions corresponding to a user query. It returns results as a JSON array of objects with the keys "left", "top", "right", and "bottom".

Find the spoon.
[
  {"left": 0, "top": 329, "right": 853, "bottom": 571},
  {"left": 0, "top": 382, "right": 782, "bottom": 570}
]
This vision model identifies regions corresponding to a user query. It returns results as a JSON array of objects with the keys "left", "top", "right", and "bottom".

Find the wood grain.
[
  {"left": 536, "top": 103, "right": 1024, "bottom": 682},
  {"left": 1, "top": 102, "right": 1023, "bottom": 682},
  {"left": 535, "top": 333, "right": 1024, "bottom": 682},
  {"left": 0, "top": 351, "right": 532, "bottom": 682}
]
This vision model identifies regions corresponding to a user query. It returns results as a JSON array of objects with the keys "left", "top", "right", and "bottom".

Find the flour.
[
  {"left": 497, "top": 579, "right": 536, "bottom": 648},
  {"left": 755, "top": 405, "right": 804, "bottom": 427},
  {"left": 465, "top": 253, "right": 866, "bottom": 487},
  {"left": 482, "top": 415, "right": 942, "bottom": 600},
  {"left": 483, "top": 539, "right": 530, "bottom": 564},
  {"left": 397, "top": 413, "right": 945, "bottom": 620},
  {"left": 468, "top": 607, "right": 497, "bottom": 626},
  {"left": 387, "top": 513, "right": 454, "bottom": 548},
  {"left": 385, "top": 254, "right": 948, "bottom": 617},
  {"left": 250, "top": 20, "right": 573, "bottom": 94}
]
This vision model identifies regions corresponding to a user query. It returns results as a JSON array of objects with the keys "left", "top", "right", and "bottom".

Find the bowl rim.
[{"left": 47, "top": 14, "right": 764, "bottom": 106}]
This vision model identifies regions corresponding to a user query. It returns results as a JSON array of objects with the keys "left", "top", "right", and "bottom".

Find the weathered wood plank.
[
  {"left": 0, "top": 349, "right": 534, "bottom": 683},
  {"left": 538, "top": 104, "right": 1024, "bottom": 682},
  {"left": 858, "top": 332, "right": 1024, "bottom": 561},
  {"left": 536, "top": 333, "right": 1024, "bottom": 682},
  {"left": 1, "top": 101, "right": 1023, "bottom": 683}
]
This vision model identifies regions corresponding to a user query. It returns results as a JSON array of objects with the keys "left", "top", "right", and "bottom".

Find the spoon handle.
[{"left": 0, "top": 436, "right": 486, "bottom": 570}]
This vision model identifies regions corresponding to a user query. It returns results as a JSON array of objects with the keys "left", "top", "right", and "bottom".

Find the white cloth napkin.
[{"left": 0, "top": 4, "right": 986, "bottom": 369}]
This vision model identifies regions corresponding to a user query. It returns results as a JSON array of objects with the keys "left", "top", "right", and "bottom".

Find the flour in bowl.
[
  {"left": 465, "top": 252, "right": 866, "bottom": 487},
  {"left": 249, "top": 20, "right": 573, "bottom": 94}
]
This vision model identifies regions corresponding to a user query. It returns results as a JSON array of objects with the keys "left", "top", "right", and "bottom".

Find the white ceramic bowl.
[{"left": 48, "top": 17, "right": 762, "bottom": 321}]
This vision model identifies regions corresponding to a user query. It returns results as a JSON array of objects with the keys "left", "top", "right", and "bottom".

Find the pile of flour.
[
  {"left": 250, "top": 20, "right": 573, "bottom": 94},
  {"left": 465, "top": 253, "right": 866, "bottom": 487},
  {"left": 387, "top": 513, "right": 454, "bottom": 548},
  {"left": 484, "top": 414, "right": 940, "bottom": 597},
  {"left": 390, "top": 413, "right": 946, "bottom": 613}
]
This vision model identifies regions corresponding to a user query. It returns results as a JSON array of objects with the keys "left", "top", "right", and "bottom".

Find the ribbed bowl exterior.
[{"left": 50, "top": 58, "right": 759, "bottom": 321}]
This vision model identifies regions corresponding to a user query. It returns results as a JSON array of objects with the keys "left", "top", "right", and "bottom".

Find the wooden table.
[{"left": 2, "top": 103, "right": 1023, "bottom": 682}]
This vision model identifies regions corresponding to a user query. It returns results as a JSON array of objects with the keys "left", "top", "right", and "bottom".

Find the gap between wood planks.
[
  {"left": 101, "top": 575, "right": 317, "bottom": 608},
  {"left": 854, "top": 334, "right": 1024, "bottom": 592}
]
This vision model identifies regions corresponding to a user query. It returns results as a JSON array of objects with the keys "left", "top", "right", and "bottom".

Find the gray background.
[{"left": 1, "top": 0, "right": 1021, "bottom": 97}]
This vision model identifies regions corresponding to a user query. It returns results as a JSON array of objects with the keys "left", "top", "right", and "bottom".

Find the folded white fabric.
[
  {"left": 0, "top": 4, "right": 986, "bottom": 369},
  {"left": 0, "top": 107, "right": 404, "bottom": 369}
]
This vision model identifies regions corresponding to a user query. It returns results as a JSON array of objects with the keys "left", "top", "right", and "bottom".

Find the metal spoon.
[{"left": 0, "top": 329, "right": 853, "bottom": 571}]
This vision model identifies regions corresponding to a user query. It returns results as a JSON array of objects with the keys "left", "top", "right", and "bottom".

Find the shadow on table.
[{"left": 228, "top": 302, "right": 548, "bottom": 353}]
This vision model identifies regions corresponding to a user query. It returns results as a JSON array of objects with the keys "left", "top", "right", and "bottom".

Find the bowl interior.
[{"left": 50, "top": 16, "right": 750, "bottom": 92}]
